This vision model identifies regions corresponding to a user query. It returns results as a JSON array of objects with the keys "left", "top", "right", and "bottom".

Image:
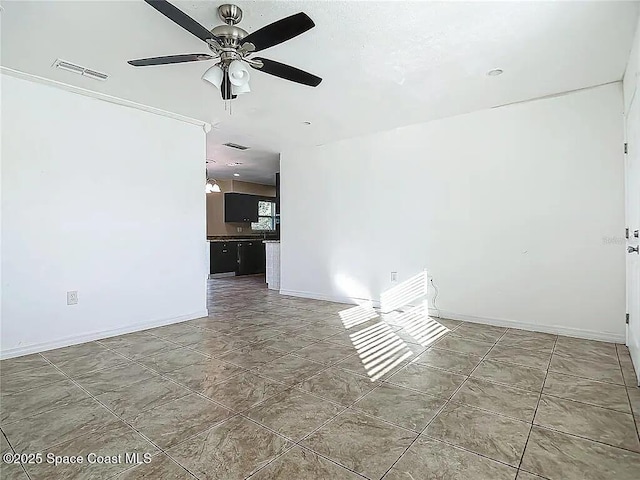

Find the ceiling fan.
[{"left": 128, "top": 0, "right": 322, "bottom": 100}]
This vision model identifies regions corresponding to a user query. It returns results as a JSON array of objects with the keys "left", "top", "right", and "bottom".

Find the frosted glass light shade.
[
  {"left": 228, "top": 60, "right": 250, "bottom": 86},
  {"left": 202, "top": 65, "right": 224, "bottom": 87}
]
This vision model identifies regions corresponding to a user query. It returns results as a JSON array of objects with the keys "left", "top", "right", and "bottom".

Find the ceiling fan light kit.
[{"left": 129, "top": 0, "right": 322, "bottom": 101}]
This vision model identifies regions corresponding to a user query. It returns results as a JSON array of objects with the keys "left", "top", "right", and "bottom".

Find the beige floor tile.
[
  {"left": 434, "top": 334, "right": 494, "bottom": 356},
  {"left": 534, "top": 395, "right": 640, "bottom": 452},
  {"left": 618, "top": 348, "right": 639, "bottom": 387},
  {"left": 516, "top": 471, "right": 546, "bottom": 479},
  {"left": 301, "top": 409, "right": 416, "bottom": 479},
  {"left": 0, "top": 463, "right": 30, "bottom": 480},
  {"left": 204, "top": 371, "right": 289, "bottom": 411},
  {"left": 116, "top": 454, "right": 194, "bottom": 479},
  {"left": 1, "top": 379, "right": 89, "bottom": 424},
  {"left": 162, "top": 357, "right": 246, "bottom": 394},
  {"left": 451, "top": 377, "right": 539, "bottom": 422},
  {"left": 387, "top": 363, "right": 466, "bottom": 398},
  {"left": 249, "top": 446, "right": 364, "bottom": 479},
  {"left": 543, "top": 371, "right": 631, "bottom": 413},
  {"left": 335, "top": 341, "right": 425, "bottom": 382},
  {"left": 298, "top": 367, "right": 378, "bottom": 406},
  {"left": 166, "top": 416, "right": 291, "bottom": 480},
  {"left": 412, "top": 347, "right": 483, "bottom": 375},
  {"left": 254, "top": 333, "right": 320, "bottom": 353},
  {"left": 294, "top": 341, "right": 357, "bottom": 365},
  {"left": 96, "top": 376, "right": 191, "bottom": 420},
  {"left": 352, "top": 383, "right": 446, "bottom": 432},
  {"left": 549, "top": 354, "right": 624, "bottom": 385},
  {"left": 246, "top": 388, "right": 343, "bottom": 441},
  {"left": 145, "top": 321, "right": 200, "bottom": 339},
  {"left": 24, "top": 423, "right": 158, "bottom": 480},
  {"left": 521, "top": 426, "right": 640, "bottom": 480},
  {"left": 553, "top": 337, "right": 617, "bottom": 359},
  {"left": 454, "top": 323, "right": 507, "bottom": 343},
  {"left": 137, "top": 347, "right": 210, "bottom": 374},
  {"left": 472, "top": 359, "right": 546, "bottom": 392},
  {"left": 252, "top": 354, "right": 327, "bottom": 385},
  {"left": 486, "top": 344, "right": 552, "bottom": 369},
  {"left": 111, "top": 336, "right": 182, "bottom": 361},
  {"left": 130, "top": 394, "right": 233, "bottom": 449},
  {"left": 424, "top": 403, "right": 530, "bottom": 466},
  {"left": 0, "top": 354, "right": 50, "bottom": 377},
  {"left": 2, "top": 397, "right": 123, "bottom": 452},
  {"left": 40, "top": 341, "right": 112, "bottom": 364},
  {"left": 497, "top": 331, "right": 556, "bottom": 352},
  {"left": 74, "top": 362, "right": 158, "bottom": 396},
  {"left": 384, "top": 436, "right": 517, "bottom": 480},
  {"left": 218, "top": 345, "right": 287, "bottom": 369},
  {"left": 0, "top": 364, "right": 67, "bottom": 395}
]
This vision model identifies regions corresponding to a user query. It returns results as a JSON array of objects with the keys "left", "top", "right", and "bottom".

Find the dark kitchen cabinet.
[
  {"left": 224, "top": 193, "right": 258, "bottom": 223},
  {"left": 210, "top": 240, "right": 265, "bottom": 276},
  {"left": 237, "top": 241, "right": 265, "bottom": 275},
  {"left": 210, "top": 242, "right": 238, "bottom": 274}
]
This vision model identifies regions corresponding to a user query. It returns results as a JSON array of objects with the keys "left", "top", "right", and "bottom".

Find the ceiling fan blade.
[
  {"left": 144, "top": 0, "right": 219, "bottom": 43},
  {"left": 252, "top": 57, "right": 322, "bottom": 87},
  {"left": 128, "top": 53, "right": 214, "bottom": 67},
  {"left": 241, "top": 12, "right": 314, "bottom": 52}
]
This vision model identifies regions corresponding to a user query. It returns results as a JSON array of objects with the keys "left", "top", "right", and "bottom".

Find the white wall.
[
  {"left": 1, "top": 74, "right": 208, "bottom": 358},
  {"left": 281, "top": 83, "right": 626, "bottom": 342}
]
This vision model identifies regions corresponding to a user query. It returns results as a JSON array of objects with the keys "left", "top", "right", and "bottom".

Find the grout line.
[
  {"left": 515, "top": 333, "right": 558, "bottom": 476},
  {"left": 616, "top": 346, "right": 640, "bottom": 443}
]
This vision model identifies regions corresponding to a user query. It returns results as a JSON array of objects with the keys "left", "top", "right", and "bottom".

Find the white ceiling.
[{"left": 2, "top": 1, "right": 639, "bottom": 185}]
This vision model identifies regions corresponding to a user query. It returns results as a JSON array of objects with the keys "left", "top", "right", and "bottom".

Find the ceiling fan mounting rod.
[{"left": 218, "top": 4, "right": 243, "bottom": 26}]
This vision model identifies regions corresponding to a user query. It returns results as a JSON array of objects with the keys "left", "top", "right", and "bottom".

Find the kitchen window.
[{"left": 252, "top": 200, "right": 276, "bottom": 231}]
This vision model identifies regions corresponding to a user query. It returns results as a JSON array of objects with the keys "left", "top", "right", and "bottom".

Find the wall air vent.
[
  {"left": 223, "top": 142, "right": 250, "bottom": 150},
  {"left": 52, "top": 59, "right": 109, "bottom": 81}
]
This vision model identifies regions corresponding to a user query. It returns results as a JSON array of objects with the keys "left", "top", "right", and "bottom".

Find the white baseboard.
[
  {"left": 431, "top": 309, "right": 626, "bottom": 344},
  {"left": 277, "top": 289, "right": 625, "bottom": 344},
  {"left": 0, "top": 309, "right": 209, "bottom": 360},
  {"left": 628, "top": 325, "right": 640, "bottom": 386},
  {"left": 278, "top": 289, "right": 380, "bottom": 308}
]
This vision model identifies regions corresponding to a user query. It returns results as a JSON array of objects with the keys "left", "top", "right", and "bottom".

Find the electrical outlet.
[
  {"left": 67, "top": 291, "right": 78, "bottom": 305},
  {"left": 391, "top": 272, "right": 398, "bottom": 282},
  {"left": 237, "top": 227, "right": 243, "bottom": 233}
]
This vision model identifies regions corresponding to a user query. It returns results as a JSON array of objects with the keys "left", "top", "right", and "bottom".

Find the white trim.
[
  {"left": 0, "top": 310, "right": 209, "bottom": 360},
  {"left": 431, "top": 309, "right": 625, "bottom": 344},
  {"left": 628, "top": 322, "right": 640, "bottom": 386},
  {"left": 279, "top": 289, "right": 377, "bottom": 308},
  {"left": 0, "top": 67, "right": 211, "bottom": 130},
  {"left": 278, "top": 289, "right": 626, "bottom": 343}
]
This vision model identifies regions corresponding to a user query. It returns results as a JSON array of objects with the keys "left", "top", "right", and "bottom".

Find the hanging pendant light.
[
  {"left": 206, "top": 180, "right": 221, "bottom": 193},
  {"left": 205, "top": 169, "right": 221, "bottom": 193}
]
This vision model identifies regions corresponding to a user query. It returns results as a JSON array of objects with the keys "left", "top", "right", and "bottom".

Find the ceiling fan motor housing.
[{"left": 211, "top": 24, "right": 248, "bottom": 46}]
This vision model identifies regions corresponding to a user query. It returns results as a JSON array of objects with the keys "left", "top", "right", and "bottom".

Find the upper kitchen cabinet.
[{"left": 224, "top": 193, "right": 258, "bottom": 223}]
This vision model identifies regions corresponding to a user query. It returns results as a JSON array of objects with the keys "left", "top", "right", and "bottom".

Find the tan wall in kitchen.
[{"left": 207, "top": 180, "right": 276, "bottom": 236}]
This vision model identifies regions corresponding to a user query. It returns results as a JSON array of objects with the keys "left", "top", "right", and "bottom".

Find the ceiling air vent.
[
  {"left": 52, "top": 59, "right": 109, "bottom": 81},
  {"left": 223, "top": 142, "right": 250, "bottom": 150}
]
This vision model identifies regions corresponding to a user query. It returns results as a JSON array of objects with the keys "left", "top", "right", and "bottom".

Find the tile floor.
[{"left": 1, "top": 275, "right": 639, "bottom": 479}]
